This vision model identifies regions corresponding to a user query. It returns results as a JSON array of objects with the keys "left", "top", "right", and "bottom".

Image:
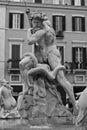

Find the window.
[
  {"left": 72, "top": 47, "right": 87, "bottom": 69},
  {"left": 35, "top": 0, "right": 42, "bottom": 3},
  {"left": 57, "top": 46, "right": 64, "bottom": 64},
  {"left": 74, "top": 86, "right": 86, "bottom": 100},
  {"left": 71, "top": 0, "right": 85, "bottom": 6},
  {"left": 11, "top": 85, "right": 23, "bottom": 100},
  {"left": 9, "top": 13, "right": 24, "bottom": 29},
  {"left": 53, "top": 15, "right": 66, "bottom": 36},
  {"left": 72, "top": 16, "right": 85, "bottom": 32},
  {"left": 53, "top": 0, "right": 65, "bottom": 5},
  {"left": 10, "top": 74, "right": 21, "bottom": 82},
  {"left": 74, "top": 75, "right": 85, "bottom": 83},
  {"left": 9, "top": 40, "right": 22, "bottom": 71},
  {"left": 11, "top": 44, "right": 20, "bottom": 68},
  {"left": 10, "top": 0, "right": 21, "bottom": 2}
]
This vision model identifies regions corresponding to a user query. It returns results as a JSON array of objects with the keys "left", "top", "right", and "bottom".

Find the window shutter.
[
  {"left": 53, "top": 16, "right": 56, "bottom": 30},
  {"left": 71, "top": 0, "right": 74, "bottom": 5},
  {"left": 62, "top": 16, "right": 66, "bottom": 31},
  {"left": 83, "top": 48, "right": 86, "bottom": 69},
  {"left": 72, "top": 17, "right": 75, "bottom": 31},
  {"left": 9, "top": 13, "right": 13, "bottom": 28},
  {"left": 72, "top": 47, "right": 76, "bottom": 63},
  {"left": 35, "top": 0, "right": 42, "bottom": 3},
  {"left": 72, "top": 47, "right": 77, "bottom": 69},
  {"left": 20, "top": 14, "right": 24, "bottom": 29},
  {"left": 86, "top": 48, "right": 87, "bottom": 69},
  {"left": 82, "top": 17, "right": 85, "bottom": 32},
  {"left": 81, "top": 0, "right": 85, "bottom": 6}
]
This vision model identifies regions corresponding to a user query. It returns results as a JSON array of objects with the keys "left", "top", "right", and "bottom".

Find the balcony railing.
[
  {"left": 7, "top": 59, "right": 20, "bottom": 74},
  {"left": 56, "top": 31, "right": 64, "bottom": 38},
  {"left": 65, "top": 62, "right": 87, "bottom": 73}
]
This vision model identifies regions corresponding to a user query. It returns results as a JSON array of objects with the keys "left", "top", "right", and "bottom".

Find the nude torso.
[{"left": 36, "top": 26, "right": 57, "bottom": 60}]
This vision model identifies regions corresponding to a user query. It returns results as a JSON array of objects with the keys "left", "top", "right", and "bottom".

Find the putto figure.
[{"left": 26, "top": 9, "right": 77, "bottom": 115}]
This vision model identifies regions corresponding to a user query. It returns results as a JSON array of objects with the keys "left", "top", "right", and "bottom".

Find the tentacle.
[
  {"left": 51, "top": 65, "right": 65, "bottom": 78},
  {"left": 27, "top": 67, "right": 55, "bottom": 82}
]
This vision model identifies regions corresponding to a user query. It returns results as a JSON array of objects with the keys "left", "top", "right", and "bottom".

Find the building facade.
[{"left": 0, "top": 0, "right": 87, "bottom": 102}]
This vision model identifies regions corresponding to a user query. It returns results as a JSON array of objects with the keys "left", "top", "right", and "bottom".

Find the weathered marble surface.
[
  {"left": 17, "top": 53, "right": 72, "bottom": 125},
  {"left": 0, "top": 118, "right": 86, "bottom": 130},
  {"left": 0, "top": 79, "right": 20, "bottom": 119}
]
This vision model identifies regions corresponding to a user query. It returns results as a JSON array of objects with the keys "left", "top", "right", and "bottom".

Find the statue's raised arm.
[{"left": 26, "top": 9, "right": 78, "bottom": 116}]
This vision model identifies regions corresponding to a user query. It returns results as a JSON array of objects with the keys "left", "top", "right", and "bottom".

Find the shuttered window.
[
  {"left": 72, "top": 16, "right": 85, "bottom": 32},
  {"left": 72, "top": 47, "right": 87, "bottom": 69},
  {"left": 53, "top": 15, "right": 66, "bottom": 33},
  {"left": 9, "top": 13, "right": 24, "bottom": 29},
  {"left": 71, "top": 0, "right": 85, "bottom": 6},
  {"left": 53, "top": 0, "right": 64, "bottom": 4}
]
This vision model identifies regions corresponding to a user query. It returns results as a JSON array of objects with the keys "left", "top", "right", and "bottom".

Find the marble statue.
[
  {"left": 17, "top": 9, "right": 78, "bottom": 125},
  {"left": 0, "top": 79, "right": 17, "bottom": 118},
  {"left": 75, "top": 87, "right": 87, "bottom": 126},
  {"left": 26, "top": 9, "right": 77, "bottom": 115},
  {"left": 18, "top": 53, "right": 72, "bottom": 125}
]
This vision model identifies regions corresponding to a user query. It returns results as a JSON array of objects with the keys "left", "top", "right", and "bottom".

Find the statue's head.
[
  {"left": 26, "top": 9, "right": 51, "bottom": 29},
  {"left": 30, "top": 11, "right": 47, "bottom": 28},
  {"left": 30, "top": 11, "right": 46, "bottom": 21},
  {"left": 19, "top": 53, "right": 38, "bottom": 71}
]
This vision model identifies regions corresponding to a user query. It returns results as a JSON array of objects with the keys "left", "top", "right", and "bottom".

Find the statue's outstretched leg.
[
  {"left": 48, "top": 50, "right": 78, "bottom": 116},
  {"left": 75, "top": 108, "right": 84, "bottom": 126},
  {"left": 56, "top": 70, "right": 78, "bottom": 115}
]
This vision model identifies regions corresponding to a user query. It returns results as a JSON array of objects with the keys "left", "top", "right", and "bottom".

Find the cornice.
[
  {"left": 8, "top": 38, "right": 24, "bottom": 42},
  {"left": 0, "top": 1, "right": 87, "bottom": 12}
]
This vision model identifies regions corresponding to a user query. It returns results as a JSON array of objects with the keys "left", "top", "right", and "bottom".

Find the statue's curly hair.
[{"left": 26, "top": 9, "right": 47, "bottom": 22}]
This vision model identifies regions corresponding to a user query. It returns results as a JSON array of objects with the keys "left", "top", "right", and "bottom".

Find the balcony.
[
  {"left": 56, "top": 31, "right": 64, "bottom": 39},
  {"left": 65, "top": 62, "right": 87, "bottom": 74},
  {"left": 7, "top": 59, "right": 20, "bottom": 74}
]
